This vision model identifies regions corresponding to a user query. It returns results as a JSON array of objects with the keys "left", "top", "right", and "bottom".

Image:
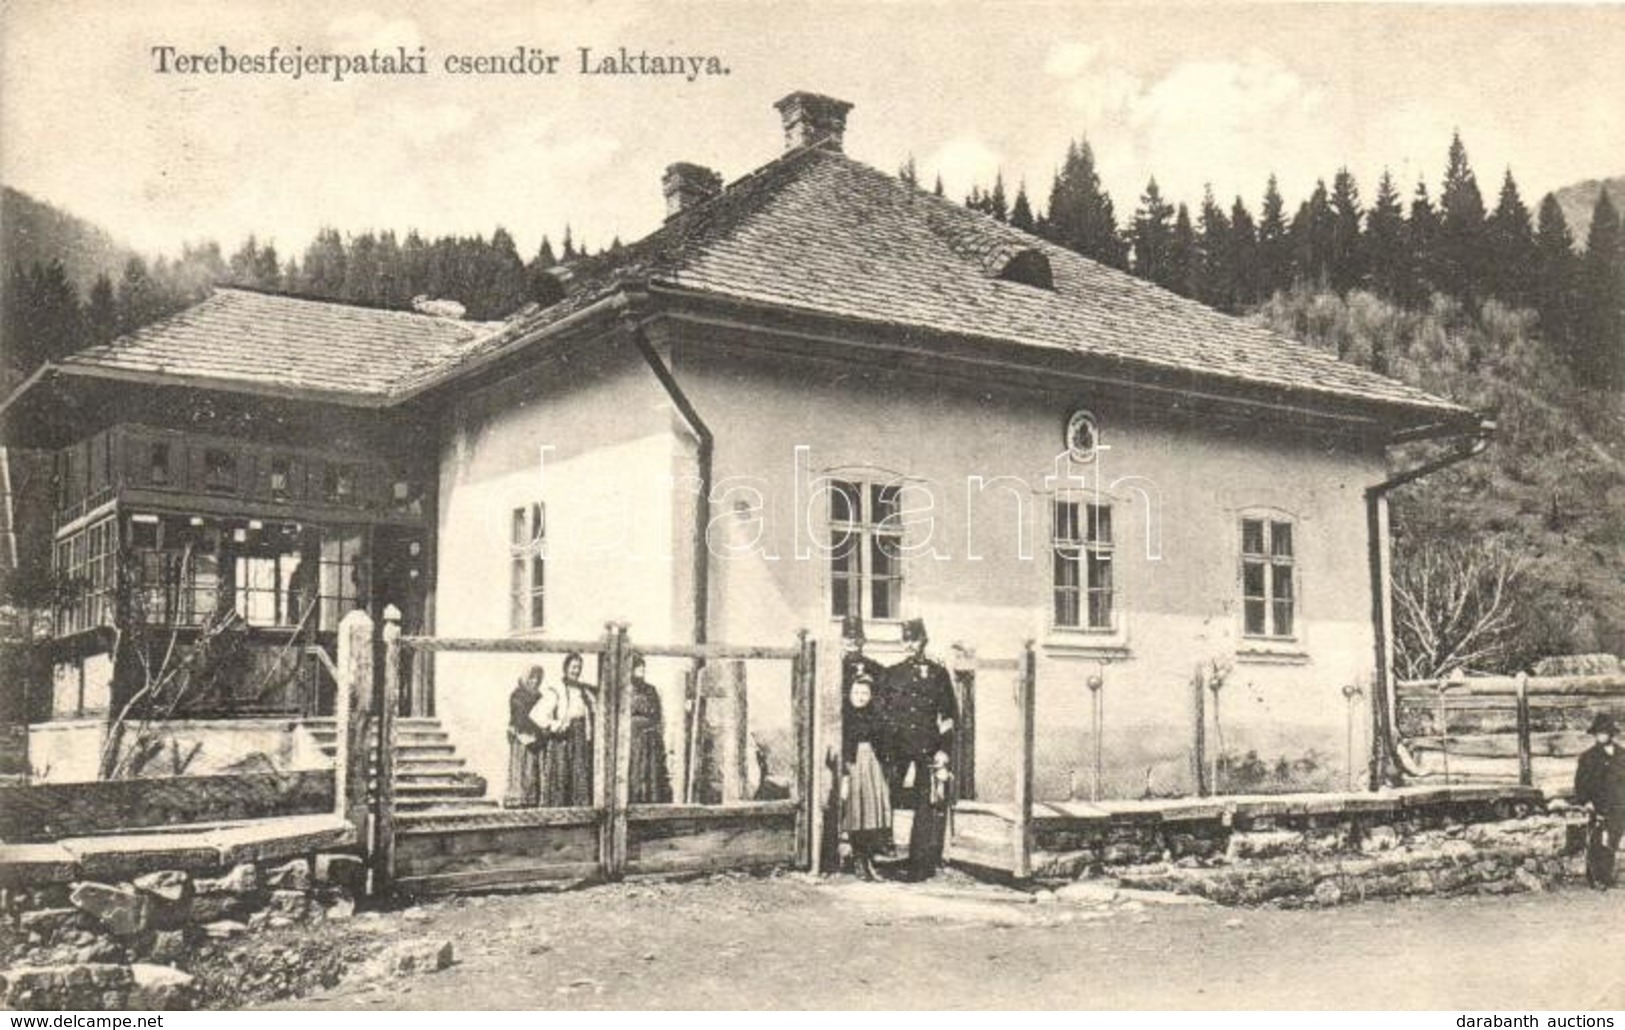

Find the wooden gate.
[{"left": 329, "top": 609, "right": 817, "bottom": 895}]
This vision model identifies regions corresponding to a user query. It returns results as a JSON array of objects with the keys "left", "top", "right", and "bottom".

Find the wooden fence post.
[
  {"left": 720, "top": 661, "right": 750, "bottom": 803},
  {"left": 792, "top": 630, "right": 815, "bottom": 870},
  {"left": 1191, "top": 664, "right": 1209, "bottom": 797},
  {"left": 1515, "top": 672, "right": 1533, "bottom": 788},
  {"left": 1013, "top": 640, "right": 1036, "bottom": 880},
  {"left": 376, "top": 605, "right": 401, "bottom": 893},
  {"left": 607, "top": 623, "right": 632, "bottom": 881},
  {"left": 333, "top": 609, "right": 375, "bottom": 889}
]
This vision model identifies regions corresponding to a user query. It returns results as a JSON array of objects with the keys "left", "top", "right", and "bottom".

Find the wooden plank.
[
  {"left": 1397, "top": 673, "right": 1625, "bottom": 698},
  {"left": 626, "top": 815, "right": 795, "bottom": 872},
  {"left": 1515, "top": 674, "right": 1533, "bottom": 788},
  {"left": 1407, "top": 731, "right": 1594, "bottom": 759},
  {"left": 1190, "top": 664, "right": 1208, "bottom": 797},
  {"left": 791, "top": 634, "right": 813, "bottom": 869},
  {"left": 401, "top": 636, "right": 606, "bottom": 655},
  {"left": 395, "top": 806, "right": 600, "bottom": 833},
  {"left": 393, "top": 823, "right": 600, "bottom": 878},
  {"left": 334, "top": 609, "right": 375, "bottom": 887},
  {"left": 626, "top": 850, "right": 794, "bottom": 876},
  {"left": 376, "top": 607, "right": 401, "bottom": 893},
  {"left": 1012, "top": 641, "right": 1036, "bottom": 879},
  {"left": 633, "top": 643, "right": 800, "bottom": 661},
  {"left": 395, "top": 862, "right": 602, "bottom": 894},
  {"left": 627, "top": 801, "right": 800, "bottom": 822},
  {"left": 607, "top": 624, "right": 631, "bottom": 881}
]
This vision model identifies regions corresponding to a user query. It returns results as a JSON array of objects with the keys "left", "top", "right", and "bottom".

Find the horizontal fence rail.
[
  {"left": 346, "top": 615, "right": 817, "bottom": 893},
  {"left": 1395, "top": 671, "right": 1625, "bottom": 790}
]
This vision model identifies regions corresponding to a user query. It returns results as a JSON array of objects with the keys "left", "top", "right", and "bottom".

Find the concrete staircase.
[{"left": 303, "top": 717, "right": 497, "bottom": 814}]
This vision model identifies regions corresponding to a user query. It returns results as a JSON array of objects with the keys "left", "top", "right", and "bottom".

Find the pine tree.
[
  {"left": 342, "top": 232, "right": 381, "bottom": 304},
  {"left": 1329, "top": 168, "right": 1364, "bottom": 293},
  {"left": 402, "top": 230, "right": 430, "bottom": 298},
  {"left": 1438, "top": 131, "right": 1487, "bottom": 300},
  {"left": 1577, "top": 188, "right": 1624, "bottom": 384},
  {"left": 561, "top": 226, "right": 576, "bottom": 261},
  {"left": 988, "top": 172, "right": 1009, "bottom": 223},
  {"left": 898, "top": 154, "right": 918, "bottom": 188},
  {"left": 1405, "top": 180, "right": 1442, "bottom": 307},
  {"left": 1227, "top": 196, "right": 1260, "bottom": 310},
  {"left": 228, "top": 236, "right": 263, "bottom": 287},
  {"left": 1010, "top": 182, "right": 1036, "bottom": 233},
  {"left": 375, "top": 230, "right": 407, "bottom": 308},
  {"left": 1533, "top": 193, "right": 1578, "bottom": 352},
  {"left": 116, "top": 256, "right": 163, "bottom": 333},
  {"left": 84, "top": 273, "right": 119, "bottom": 344},
  {"left": 1042, "top": 139, "right": 1126, "bottom": 268},
  {"left": 1257, "top": 175, "right": 1291, "bottom": 300},
  {"left": 1170, "top": 203, "right": 1199, "bottom": 299},
  {"left": 1130, "top": 178, "right": 1176, "bottom": 287},
  {"left": 301, "top": 228, "right": 348, "bottom": 297},
  {"left": 933, "top": 174, "right": 944, "bottom": 198},
  {"left": 480, "top": 226, "right": 531, "bottom": 319},
  {"left": 24, "top": 260, "right": 83, "bottom": 369},
  {"left": 1485, "top": 169, "right": 1536, "bottom": 307},
  {"left": 1364, "top": 170, "right": 1408, "bottom": 302},
  {"left": 1196, "top": 185, "right": 1231, "bottom": 309},
  {"left": 1290, "top": 180, "right": 1335, "bottom": 287}
]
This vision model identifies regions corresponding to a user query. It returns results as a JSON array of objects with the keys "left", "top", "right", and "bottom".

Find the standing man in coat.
[
  {"left": 883, "top": 617, "right": 958, "bottom": 881},
  {"left": 1574, "top": 713, "right": 1625, "bottom": 889}
]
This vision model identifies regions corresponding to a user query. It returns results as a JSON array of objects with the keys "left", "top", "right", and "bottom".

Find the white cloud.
[
  {"left": 1043, "top": 41, "right": 1101, "bottom": 78},
  {"left": 926, "top": 136, "right": 1004, "bottom": 200}
]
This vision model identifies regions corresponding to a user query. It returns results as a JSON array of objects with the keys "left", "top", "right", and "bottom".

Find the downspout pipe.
[
  {"left": 625, "top": 308, "right": 713, "bottom": 645},
  {"left": 1365, "top": 417, "right": 1495, "bottom": 788}
]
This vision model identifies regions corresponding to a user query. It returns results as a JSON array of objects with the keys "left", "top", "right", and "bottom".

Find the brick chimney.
[
  {"left": 773, "top": 92, "right": 853, "bottom": 153},
  {"left": 662, "top": 162, "right": 723, "bottom": 218}
]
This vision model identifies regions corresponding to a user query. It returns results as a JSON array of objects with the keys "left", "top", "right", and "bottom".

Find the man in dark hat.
[
  {"left": 881, "top": 617, "right": 958, "bottom": 881},
  {"left": 1574, "top": 713, "right": 1625, "bottom": 889}
]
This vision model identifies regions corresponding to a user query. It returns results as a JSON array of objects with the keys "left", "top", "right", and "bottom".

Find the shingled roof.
[
  {"left": 21, "top": 101, "right": 1470, "bottom": 430},
  {"left": 436, "top": 142, "right": 1467, "bottom": 425},
  {"left": 51, "top": 288, "right": 498, "bottom": 402}
]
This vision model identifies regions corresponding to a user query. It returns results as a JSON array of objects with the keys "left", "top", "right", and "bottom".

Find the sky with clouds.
[{"left": 2, "top": 1, "right": 1621, "bottom": 259}]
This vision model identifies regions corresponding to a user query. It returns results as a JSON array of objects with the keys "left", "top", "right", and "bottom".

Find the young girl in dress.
[{"left": 841, "top": 671, "right": 892, "bottom": 880}]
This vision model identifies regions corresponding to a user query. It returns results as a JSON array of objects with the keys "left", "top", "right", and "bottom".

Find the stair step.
[
  {"left": 394, "top": 798, "right": 502, "bottom": 813},
  {"left": 393, "top": 780, "right": 487, "bottom": 797},
  {"left": 392, "top": 773, "right": 485, "bottom": 788}
]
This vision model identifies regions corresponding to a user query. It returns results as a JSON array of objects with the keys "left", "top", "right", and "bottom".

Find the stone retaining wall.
[{"left": 0, "top": 816, "right": 361, "bottom": 1009}]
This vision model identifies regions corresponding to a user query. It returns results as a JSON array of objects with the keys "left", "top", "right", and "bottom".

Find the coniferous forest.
[{"left": 2, "top": 131, "right": 1623, "bottom": 665}]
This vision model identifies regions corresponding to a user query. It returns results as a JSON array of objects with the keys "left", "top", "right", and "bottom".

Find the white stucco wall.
[
  {"left": 431, "top": 338, "right": 691, "bottom": 791},
  {"left": 671, "top": 336, "right": 1385, "bottom": 799}
]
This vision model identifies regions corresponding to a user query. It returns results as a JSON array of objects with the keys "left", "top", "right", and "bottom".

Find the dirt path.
[{"left": 273, "top": 872, "right": 1625, "bottom": 1010}]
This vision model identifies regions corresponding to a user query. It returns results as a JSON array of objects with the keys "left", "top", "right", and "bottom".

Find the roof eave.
[{"left": 639, "top": 282, "right": 1478, "bottom": 438}]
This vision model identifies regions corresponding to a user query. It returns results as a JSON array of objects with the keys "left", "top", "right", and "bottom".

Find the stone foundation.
[
  {"left": 1047, "top": 810, "right": 1584, "bottom": 907},
  {"left": 0, "top": 847, "right": 362, "bottom": 1009}
]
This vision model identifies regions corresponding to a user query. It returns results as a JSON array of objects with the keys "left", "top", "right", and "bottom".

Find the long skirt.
[
  {"left": 504, "top": 734, "right": 540, "bottom": 808},
  {"left": 629, "top": 725, "right": 672, "bottom": 804},
  {"left": 842, "top": 742, "right": 892, "bottom": 852},
  {"left": 539, "top": 718, "right": 593, "bottom": 807}
]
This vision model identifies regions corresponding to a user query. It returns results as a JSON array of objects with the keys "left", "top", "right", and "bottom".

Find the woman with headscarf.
[
  {"left": 627, "top": 653, "right": 673, "bottom": 804},
  {"left": 841, "top": 670, "right": 892, "bottom": 880},
  {"left": 504, "top": 666, "right": 546, "bottom": 808},
  {"left": 536, "top": 650, "right": 596, "bottom": 807}
]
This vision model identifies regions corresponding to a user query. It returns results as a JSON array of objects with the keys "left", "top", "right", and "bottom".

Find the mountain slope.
[
  {"left": 1552, "top": 175, "right": 1625, "bottom": 248},
  {"left": 1, "top": 186, "right": 137, "bottom": 291}
]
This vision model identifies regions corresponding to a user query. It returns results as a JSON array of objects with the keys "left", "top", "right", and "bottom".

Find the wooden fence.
[
  {"left": 1395, "top": 672, "right": 1625, "bottom": 791},
  {"left": 330, "top": 608, "right": 817, "bottom": 895}
]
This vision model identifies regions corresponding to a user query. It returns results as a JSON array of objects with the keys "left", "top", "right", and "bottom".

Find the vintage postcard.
[{"left": 1, "top": 0, "right": 1622, "bottom": 1014}]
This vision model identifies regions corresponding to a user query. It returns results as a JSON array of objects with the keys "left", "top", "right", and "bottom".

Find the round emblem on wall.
[{"left": 1065, "top": 409, "right": 1100, "bottom": 462}]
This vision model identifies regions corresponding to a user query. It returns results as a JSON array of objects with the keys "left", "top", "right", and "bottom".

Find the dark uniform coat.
[
  {"left": 1574, "top": 741, "right": 1625, "bottom": 887},
  {"left": 880, "top": 653, "right": 959, "bottom": 879}
]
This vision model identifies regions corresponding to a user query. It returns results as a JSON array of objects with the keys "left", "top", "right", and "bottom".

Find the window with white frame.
[
  {"left": 828, "top": 479, "right": 903, "bottom": 621},
  {"left": 1241, "top": 517, "right": 1295, "bottom": 638},
  {"left": 1053, "top": 499, "right": 1114, "bottom": 630},
  {"left": 509, "top": 503, "right": 546, "bottom": 632}
]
